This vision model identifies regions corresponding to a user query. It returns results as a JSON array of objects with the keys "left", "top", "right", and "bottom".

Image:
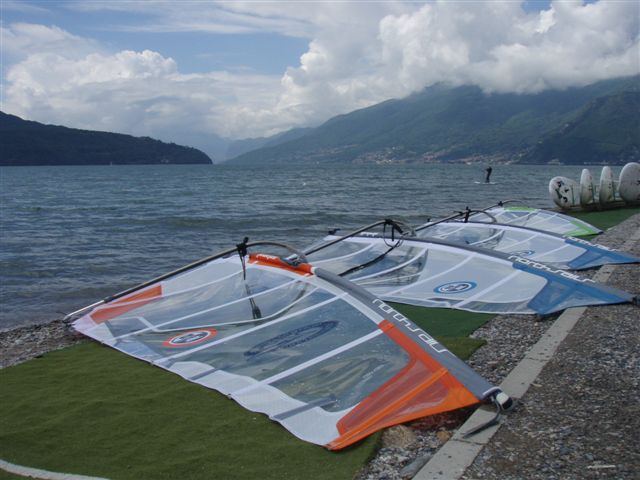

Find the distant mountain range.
[
  {"left": 0, "top": 112, "right": 211, "bottom": 166},
  {"left": 228, "top": 76, "right": 640, "bottom": 166},
  {"left": 225, "top": 127, "right": 314, "bottom": 160},
  {"left": 3, "top": 76, "right": 637, "bottom": 167}
]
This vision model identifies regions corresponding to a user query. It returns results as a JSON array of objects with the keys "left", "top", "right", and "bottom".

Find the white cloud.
[
  {"left": 0, "top": 1, "right": 51, "bottom": 15},
  {"left": 459, "top": 1, "right": 640, "bottom": 92},
  {"left": 1, "top": 22, "right": 103, "bottom": 62},
  {"left": 3, "top": 47, "right": 281, "bottom": 140},
  {"left": 279, "top": 0, "right": 640, "bottom": 128},
  {"left": 63, "top": 1, "right": 321, "bottom": 38},
  {"left": 1, "top": 1, "right": 639, "bottom": 151}
]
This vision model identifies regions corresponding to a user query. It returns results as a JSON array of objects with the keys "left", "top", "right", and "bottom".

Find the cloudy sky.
[{"left": 1, "top": 1, "right": 639, "bottom": 159}]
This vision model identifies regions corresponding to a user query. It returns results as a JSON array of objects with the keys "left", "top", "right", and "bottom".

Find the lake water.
[{"left": 0, "top": 163, "right": 600, "bottom": 330}]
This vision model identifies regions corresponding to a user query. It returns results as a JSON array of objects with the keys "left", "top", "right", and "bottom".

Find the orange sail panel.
[
  {"left": 329, "top": 320, "right": 478, "bottom": 449},
  {"left": 90, "top": 285, "right": 162, "bottom": 323}
]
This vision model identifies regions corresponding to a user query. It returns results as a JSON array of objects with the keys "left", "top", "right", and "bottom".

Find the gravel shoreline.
[
  {"left": 355, "top": 314, "right": 558, "bottom": 480},
  {"left": 1, "top": 213, "right": 638, "bottom": 480},
  {"left": 462, "top": 214, "right": 640, "bottom": 480},
  {"left": 0, "top": 319, "right": 83, "bottom": 369}
]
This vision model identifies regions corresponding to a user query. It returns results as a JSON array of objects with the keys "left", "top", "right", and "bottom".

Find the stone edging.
[{"left": 0, "top": 458, "right": 109, "bottom": 480}]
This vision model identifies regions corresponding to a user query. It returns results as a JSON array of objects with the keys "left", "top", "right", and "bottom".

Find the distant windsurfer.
[{"left": 485, "top": 166, "right": 493, "bottom": 183}]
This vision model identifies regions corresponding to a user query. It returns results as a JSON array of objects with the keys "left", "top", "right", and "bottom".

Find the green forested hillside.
[
  {"left": 523, "top": 90, "right": 640, "bottom": 164},
  {"left": 225, "top": 127, "right": 313, "bottom": 159},
  {"left": 0, "top": 112, "right": 212, "bottom": 166},
  {"left": 229, "top": 76, "right": 640, "bottom": 165}
]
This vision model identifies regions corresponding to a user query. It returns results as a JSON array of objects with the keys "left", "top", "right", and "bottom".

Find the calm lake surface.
[{"left": 0, "top": 163, "right": 603, "bottom": 330}]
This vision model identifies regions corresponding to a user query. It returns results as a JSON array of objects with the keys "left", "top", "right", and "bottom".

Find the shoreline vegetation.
[{"left": 0, "top": 207, "right": 638, "bottom": 479}]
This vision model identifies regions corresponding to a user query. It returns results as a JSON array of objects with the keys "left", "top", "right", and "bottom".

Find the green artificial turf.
[
  {"left": 569, "top": 206, "right": 640, "bottom": 232},
  {"left": 0, "top": 343, "right": 378, "bottom": 480},
  {"left": 390, "top": 304, "right": 491, "bottom": 358},
  {"left": 391, "top": 305, "right": 491, "bottom": 339},
  {"left": 0, "top": 471, "right": 23, "bottom": 480},
  {"left": 0, "top": 305, "right": 491, "bottom": 480}
]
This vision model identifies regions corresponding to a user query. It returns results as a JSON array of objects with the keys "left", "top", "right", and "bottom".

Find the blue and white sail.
[
  {"left": 414, "top": 221, "right": 639, "bottom": 270},
  {"left": 306, "top": 233, "right": 634, "bottom": 315}
]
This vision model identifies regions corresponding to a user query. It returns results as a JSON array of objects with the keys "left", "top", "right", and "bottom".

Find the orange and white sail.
[{"left": 74, "top": 250, "right": 507, "bottom": 449}]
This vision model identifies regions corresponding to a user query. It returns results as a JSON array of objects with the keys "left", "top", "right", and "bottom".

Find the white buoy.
[
  {"left": 579, "top": 168, "right": 596, "bottom": 206},
  {"left": 618, "top": 162, "right": 640, "bottom": 204},
  {"left": 549, "top": 176, "right": 580, "bottom": 210},
  {"left": 599, "top": 166, "right": 615, "bottom": 205}
]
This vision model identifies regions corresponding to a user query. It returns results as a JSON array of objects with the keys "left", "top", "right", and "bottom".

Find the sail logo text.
[
  {"left": 508, "top": 256, "right": 596, "bottom": 283},
  {"left": 509, "top": 250, "right": 535, "bottom": 258},
  {"left": 372, "top": 299, "right": 449, "bottom": 354},
  {"left": 565, "top": 236, "right": 616, "bottom": 252}
]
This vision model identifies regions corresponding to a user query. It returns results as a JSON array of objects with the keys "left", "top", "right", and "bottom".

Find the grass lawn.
[{"left": 0, "top": 470, "right": 23, "bottom": 480}]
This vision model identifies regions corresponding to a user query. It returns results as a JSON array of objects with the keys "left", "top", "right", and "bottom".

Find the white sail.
[
  {"left": 307, "top": 234, "right": 633, "bottom": 315},
  {"left": 414, "top": 221, "right": 638, "bottom": 270}
]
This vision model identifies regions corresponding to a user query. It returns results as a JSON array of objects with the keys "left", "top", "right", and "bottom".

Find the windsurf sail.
[
  {"left": 468, "top": 206, "right": 602, "bottom": 237},
  {"left": 414, "top": 221, "right": 639, "bottom": 270},
  {"left": 306, "top": 229, "right": 635, "bottom": 315},
  {"left": 71, "top": 242, "right": 510, "bottom": 449}
]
